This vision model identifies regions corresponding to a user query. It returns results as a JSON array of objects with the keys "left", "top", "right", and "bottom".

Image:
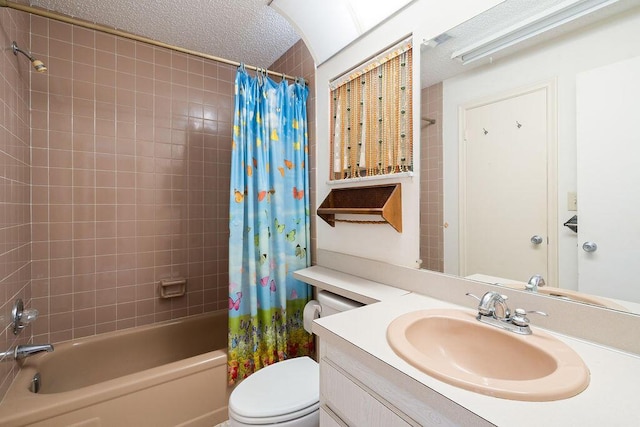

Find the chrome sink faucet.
[
  {"left": 525, "top": 274, "right": 546, "bottom": 292},
  {"left": 476, "top": 291, "right": 510, "bottom": 319},
  {"left": 1, "top": 344, "right": 54, "bottom": 361},
  {"left": 467, "top": 291, "right": 547, "bottom": 335}
]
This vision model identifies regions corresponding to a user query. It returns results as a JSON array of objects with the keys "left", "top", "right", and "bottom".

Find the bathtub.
[{"left": 0, "top": 311, "right": 230, "bottom": 427}]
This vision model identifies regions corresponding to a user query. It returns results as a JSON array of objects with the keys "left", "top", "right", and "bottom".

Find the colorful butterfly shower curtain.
[{"left": 228, "top": 67, "right": 313, "bottom": 384}]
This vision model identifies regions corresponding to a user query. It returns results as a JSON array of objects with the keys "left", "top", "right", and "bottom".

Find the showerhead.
[
  {"left": 30, "top": 59, "right": 47, "bottom": 72},
  {"left": 11, "top": 41, "right": 47, "bottom": 73}
]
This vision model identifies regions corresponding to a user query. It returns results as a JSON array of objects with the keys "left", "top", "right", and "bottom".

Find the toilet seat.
[
  {"left": 229, "top": 402, "right": 319, "bottom": 425},
  {"left": 229, "top": 356, "right": 319, "bottom": 425}
]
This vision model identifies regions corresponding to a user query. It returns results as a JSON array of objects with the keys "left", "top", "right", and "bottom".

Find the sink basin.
[
  {"left": 464, "top": 273, "right": 628, "bottom": 311},
  {"left": 536, "top": 287, "right": 628, "bottom": 311},
  {"left": 387, "top": 309, "right": 589, "bottom": 401}
]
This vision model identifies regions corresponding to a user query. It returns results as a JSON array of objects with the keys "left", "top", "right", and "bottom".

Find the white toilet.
[{"left": 228, "top": 290, "right": 363, "bottom": 427}]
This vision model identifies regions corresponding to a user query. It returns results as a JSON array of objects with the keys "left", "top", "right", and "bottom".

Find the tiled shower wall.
[
  {"left": 420, "top": 83, "right": 443, "bottom": 272},
  {"left": 26, "top": 17, "right": 318, "bottom": 343},
  {"left": 28, "top": 14, "right": 236, "bottom": 344},
  {"left": 0, "top": 9, "right": 32, "bottom": 398},
  {"left": 0, "top": 8, "right": 316, "bottom": 398}
]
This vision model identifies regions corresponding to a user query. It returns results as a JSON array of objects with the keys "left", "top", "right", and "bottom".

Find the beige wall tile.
[{"left": 0, "top": 9, "right": 315, "bottom": 401}]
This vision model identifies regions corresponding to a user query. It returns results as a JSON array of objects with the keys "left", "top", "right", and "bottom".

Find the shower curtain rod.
[{"left": 0, "top": 0, "right": 300, "bottom": 82}]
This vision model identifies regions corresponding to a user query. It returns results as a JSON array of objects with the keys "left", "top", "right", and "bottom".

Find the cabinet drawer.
[
  {"left": 320, "top": 406, "right": 346, "bottom": 427},
  {"left": 321, "top": 360, "right": 411, "bottom": 427}
]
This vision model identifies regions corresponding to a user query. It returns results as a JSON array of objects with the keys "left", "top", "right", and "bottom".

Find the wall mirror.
[{"left": 419, "top": 0, "right": 640, "bottom": 314}]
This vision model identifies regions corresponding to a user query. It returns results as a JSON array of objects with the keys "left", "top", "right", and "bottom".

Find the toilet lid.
[{"left": 229, "top": 357, "right": 319, "bottom": 423}]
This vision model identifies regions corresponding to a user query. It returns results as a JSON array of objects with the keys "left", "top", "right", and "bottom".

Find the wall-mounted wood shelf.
[{"left": 317, "top": 184, "right": 402, "bottom": 232}]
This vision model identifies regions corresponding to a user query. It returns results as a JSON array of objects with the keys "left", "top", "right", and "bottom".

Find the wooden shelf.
[{"left": 317, "top": 184, "right": 402, "bottom": 232}]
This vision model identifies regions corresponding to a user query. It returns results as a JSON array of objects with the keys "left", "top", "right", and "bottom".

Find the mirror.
[{"left": 419, "top": 0, "right": 640, "bottom": 314}]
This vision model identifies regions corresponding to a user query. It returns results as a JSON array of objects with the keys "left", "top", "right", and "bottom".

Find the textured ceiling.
[{"left": 30, "top": 0, "right": 301, "bottom": 67}]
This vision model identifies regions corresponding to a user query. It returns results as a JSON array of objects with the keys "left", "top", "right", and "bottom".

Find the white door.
[
  {"left": 461, "top": 84, "right": 555, "bottom": 284},
  {"left": 576, "top": 56, "right": 640, "bottom": 303}
]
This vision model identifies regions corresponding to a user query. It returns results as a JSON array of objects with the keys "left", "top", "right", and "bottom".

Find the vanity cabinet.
[
  {"left": 320, "top": 359, "right": 411, "bottom": 426},
  {"left": 319, "top": 338, "right": 491, "bottom": 427},
  {"left": 319, "top": 407, "right": 346, "bottom": 427},
  {"left": 306, "top": 262, "right": 640, "bottom": 426}
]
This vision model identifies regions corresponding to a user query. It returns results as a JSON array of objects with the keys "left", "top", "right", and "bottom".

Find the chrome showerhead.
[{"left": 11, "top": 41, "right": 47, "bottom": 73}]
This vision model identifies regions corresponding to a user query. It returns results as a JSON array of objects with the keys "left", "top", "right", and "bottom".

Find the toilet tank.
[{"left": 317, "top": 290, "right": 363, "bottom": 317}]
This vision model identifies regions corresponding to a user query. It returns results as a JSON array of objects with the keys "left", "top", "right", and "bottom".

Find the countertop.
[
  {"left": 312, "top": 291, "right": 640, "bottom": 426},
  {"left": 294, "top": 266, "right": 409, "bottom": 303}
]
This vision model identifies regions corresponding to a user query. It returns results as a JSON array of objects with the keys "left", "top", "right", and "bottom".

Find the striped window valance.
[{"left": 330, "top": 39, "right": 413, "bottom": 180}]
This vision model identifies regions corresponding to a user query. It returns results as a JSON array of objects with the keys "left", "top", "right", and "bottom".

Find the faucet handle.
[
  {"left": 511, "top": 308, "right": 548, "bottom": 327},
  {"left": 465, "top": 292, "right": 481, "bottom": 302},
  {"left": 465, "top": 291, "right": 508, "bottom": 301}
]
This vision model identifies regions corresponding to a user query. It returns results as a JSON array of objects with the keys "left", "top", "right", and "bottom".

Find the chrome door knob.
[
  {"left": 530, "top": 235, "right": 544, "bottom": 245},
  {"left": 582, "top": 241, "right": 598, "bottom": 252}
]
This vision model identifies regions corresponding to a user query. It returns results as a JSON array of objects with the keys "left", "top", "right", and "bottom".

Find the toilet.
[{"left": 228, "top": 290, "right": 363, "bottom": 426}]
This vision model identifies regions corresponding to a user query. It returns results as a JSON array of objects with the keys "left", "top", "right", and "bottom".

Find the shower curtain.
[{"left": 228, "top": 67, "right": 313, "bottom": 384}]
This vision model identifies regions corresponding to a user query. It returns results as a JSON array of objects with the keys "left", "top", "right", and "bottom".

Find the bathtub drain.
[{"left": 30, "top": 372, "right": 41, "bottom": 393}]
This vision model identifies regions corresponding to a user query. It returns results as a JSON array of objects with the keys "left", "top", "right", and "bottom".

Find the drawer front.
[
  {"left": 320, "top": 406, "right": 346, "bottom": 427},
  {"left": 321, "top": 360, "right": 411, "bottom": 427}
]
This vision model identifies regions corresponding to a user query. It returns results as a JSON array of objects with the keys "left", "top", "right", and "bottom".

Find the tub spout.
[{"left": 14, "top": 344, "right": 54, "bottom": 360}]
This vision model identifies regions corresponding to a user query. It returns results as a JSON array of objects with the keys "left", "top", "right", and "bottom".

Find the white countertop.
[
  {"left": 294, "top": 266, "right": 409, "bottom": 304},
  {"left": 313, "top": 292, "right": 640, "bottom": 426}
]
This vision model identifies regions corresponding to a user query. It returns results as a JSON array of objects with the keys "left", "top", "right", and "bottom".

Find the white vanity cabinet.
[
  {"left": 304, "top": 264, "right": 640, "bottom": 426},
  {"left": 318, "top": 338, "right": 492, "bottom": 427},
  {"left": 320, "top": 358, "right": 411, "bottom": 426}
]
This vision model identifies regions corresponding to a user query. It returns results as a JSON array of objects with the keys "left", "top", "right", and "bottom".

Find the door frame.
[{"left": 458, "top": 79, "right": 558, "bottom": 286}]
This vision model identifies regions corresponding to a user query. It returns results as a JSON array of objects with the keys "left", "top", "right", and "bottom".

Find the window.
[{"left": 330, "top": 39, "right": 413, "bottom": 180}]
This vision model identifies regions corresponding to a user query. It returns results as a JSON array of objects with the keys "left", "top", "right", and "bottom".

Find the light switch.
[{"left": 567, "top": 192, "right": 577, "bottom": 211}]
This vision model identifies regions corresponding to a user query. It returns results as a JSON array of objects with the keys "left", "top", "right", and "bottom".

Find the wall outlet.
[{"left": 568, "top": 192, "right": 578, "bottom": 211}]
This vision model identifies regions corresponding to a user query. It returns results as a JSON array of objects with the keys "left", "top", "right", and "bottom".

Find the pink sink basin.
[{"left": 386, "top": 309, "right": 590, "bottom": 401}]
